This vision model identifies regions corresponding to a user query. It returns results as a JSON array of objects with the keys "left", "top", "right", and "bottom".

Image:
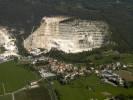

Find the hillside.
[{"left": 0, "top": 0, "right": 133, "bottom": 53}]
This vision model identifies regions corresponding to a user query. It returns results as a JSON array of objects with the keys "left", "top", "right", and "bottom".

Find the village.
[{"left": 18, "top": 55, "right": 131, "bottom": 88}]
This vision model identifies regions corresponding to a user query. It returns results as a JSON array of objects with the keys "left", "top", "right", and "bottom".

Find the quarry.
[
  {"left": 0, "top": 27, "right": 18, "bottom": 58},
  {"left": 24, "top": 16, "right": 110, "bottom": 54}
]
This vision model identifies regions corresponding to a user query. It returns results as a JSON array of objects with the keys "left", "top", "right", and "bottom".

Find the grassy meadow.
[
  {"left": 53, "top": 74, "right": 133, "bottom": 100},
  {"left": 0, "top": 61, "right": 39, "bottom": 94}
]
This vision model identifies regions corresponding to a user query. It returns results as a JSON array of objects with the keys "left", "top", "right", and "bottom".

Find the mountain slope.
[{"left": 0, "top": 0, "right": 133, "bottom": 53}]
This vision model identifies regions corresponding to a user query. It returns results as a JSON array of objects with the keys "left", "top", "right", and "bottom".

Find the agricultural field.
[
  {"left": 53, "top": 74, "right": 133, "bottom": 100},
  {"left": 0, "top": 95, "right": 12, "bottom": 100},
  {"left": 116, "top": 70, "right": 133, "bottom": 82},
  {"left": 0, "top": 61, "right": 40, "bottom": 94},
  {"left": 15, "top": 86, "right": 51, "bottom": 100},
  {"left": 120, "top": 54, "right": 133, "bottom": 65}
]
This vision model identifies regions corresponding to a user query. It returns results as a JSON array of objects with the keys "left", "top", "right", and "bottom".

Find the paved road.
[
  {"left": 45, "top": 78, "right": 58, "bottom": 100},
  {"left": 12, "top": 93, "right": 15, "bottom": 100}
]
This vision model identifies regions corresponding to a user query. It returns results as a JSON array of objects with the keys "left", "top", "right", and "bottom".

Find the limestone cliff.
[
  {"left": 24, "top": 16, "right": 110, "bottom": 53},
  {"left": 0, "top": 27, "right": 18, "bottom": 57}
]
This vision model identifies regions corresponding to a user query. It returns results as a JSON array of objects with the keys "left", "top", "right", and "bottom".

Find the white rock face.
[
  {"left": 24, "top": 16, "right": 109, "bottom": 53},
  {"left": 0, "top": 28, "right": 10, "bottom": 46},
  {"left": 0, "top": 27, "right": 18, "bottom": 57}
]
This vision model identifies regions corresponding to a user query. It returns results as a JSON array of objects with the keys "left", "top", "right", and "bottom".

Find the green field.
[
  {"left": 53, "top": 74, "right": 133, "bottom": 100},
  {"left": 0, "top": 95, "right": 12, "bottom": 100},
  {"left": 15, "top": 86, "right": 51, "bottom": 100},
  {"left": 120, "top": 54, "right": 133, "bottom": 64},
  {"left": 0, "top": 61, "right": 39, "bottom": 94}
]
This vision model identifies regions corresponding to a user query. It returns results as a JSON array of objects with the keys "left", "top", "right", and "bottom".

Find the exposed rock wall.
[
  {"left": 0, "top": 28, "right": 10, "bottom": 46},
  {"left": 0, "top": 27, "right": 18, "bottom": 57},
  {"left": 24, "top": 16, "right": 110, "bottom": 53}
]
